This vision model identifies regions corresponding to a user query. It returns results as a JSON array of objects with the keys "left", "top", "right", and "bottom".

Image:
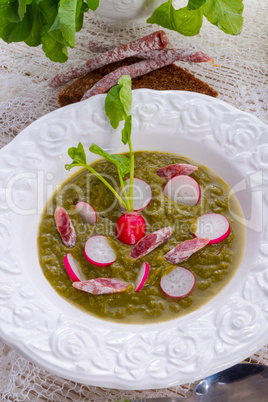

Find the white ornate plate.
[{"left": 0, "top": 90, "right": 267, "bottom": 389}]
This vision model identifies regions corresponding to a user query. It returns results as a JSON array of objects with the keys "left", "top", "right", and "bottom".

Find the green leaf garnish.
[
  {"left": 58, "top": 0, "right": 77, "bottom": 48},
  {"left": 202, "top": 0, "right": 244, "bottom": 35},
  {"left": 147, "top": 0, "right": 243, "bottom": 36},
  {"left": 118, "top": 75, "right": 132, "bottom": 116},
  {"left": 121, "top": 115, "right": 132, "bottom": 146},
  {"left": 89, "top": 144, "right": 130, "bottom": 177},
  {"left": 187, "top": 0, "right": 207, "bottom": 11},
  {"left": 66, "top": 76, "right": 134, "bottom": 212},
  {"left": 147, "top": 1, "right": 203, "bottom": 36},
  {"left": 65, "top": 142, "right": 87, "bottom": 170},
  {"left": 65, "top": 142, "right": 128, "bottom": 209},
  {"left": 0, "top": 0, "right": 242, "bottom": 62},
  {"left": 105, "top": 74, "right": 132, "bottom": 129},
  {"left": 86, "top": 0, "right": 99, "bottom": 12}
]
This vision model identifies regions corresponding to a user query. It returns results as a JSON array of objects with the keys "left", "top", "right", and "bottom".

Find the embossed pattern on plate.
[{"left": 0, "top": 90, "right": 267, "bottom": 389}]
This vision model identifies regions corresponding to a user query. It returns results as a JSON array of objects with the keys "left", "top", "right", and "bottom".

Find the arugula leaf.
[
  {"left": 98, "top": 75, "right": 134, "bottom": 211},
  {"left": 105, "top": 86, "right": 126, "bottom": 130},
  {"left": 0, "top": 0, "right": 89, "bottom": 62},
  {"left": 0, "top": 1, "right": 20, "bottom": 27},
  {"left": 41, "top": 26, "right": 68, "bottom": 62},
  {"left": 105, "top": 74, "right": 132, "bottom": 129},
  {"left": 65, "top": 142, "right": 87, "bottom": 170},
  {"left": 0, "top": 0, "right": 243, "bottom": 62},
  {"left": 202, "top": 0, "right": 243, "bottom": 35},
  {"left": 187, "top": 0, "right": 207, "bottom": 11},
  {"left": 147, "top": 1, "right": 203, "bottom": 36},
  {"left": 66, "top": 142, "right": 128, "bottom": 209},
  {"left": 18, "top": 0, "right": 33, "bottom": 20},
  {"left": 86, "top": 0, "right": 99, "bottom": 12},
  {"left": 89, "top": 144, "right": 130, "bottom": 177},
  {"left": 121, "top": 115, "right": 132, "bottom": 145},
  {"left": 118, "top": 75, "right": 132, "bottom": 117},
  {"left": 66, "top": 77, "right": 134, "bottom": 211},
  {"left": 59, "top": 0, "right": 77, "bottom": 47},
  {"left": 25, "top": 0, "right": 58, "bottom": 47},
  {"left": 76, "top": 0, "right": 89, "bottom": 31},
  {"left": 24, "top": 2, "right": 43, "bottom": 46},
  {"left": 0, "top": 1, "right": 31, "bottom": 43},
  {"left": 6, "top": 12, "right": 32, "bottom": 43}
]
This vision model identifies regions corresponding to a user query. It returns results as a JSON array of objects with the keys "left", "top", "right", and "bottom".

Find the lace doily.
[{"left": 0, "top": 0, "right": 267, "bottom": 400}]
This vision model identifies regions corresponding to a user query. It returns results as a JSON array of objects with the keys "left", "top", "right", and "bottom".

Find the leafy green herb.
[
  {"left": 65, "top": 142, "right": 128, "bottom": 209},
  {"left": 0, "top": 0, "right": 243, "bottom": 62},
  {"left": 89, "top": 145, "right": 130, "bottom": 177},
  {"left": 187, "top": 0, "right": 207, "bottom": 12},
  {"left": 147, "top": 0, "right": 243, "bottom": 36},
  {"left": 202, "top": 0, "right": 244, "bottom": 35},
  {"left": 147, "top": 2, "right": 203, "bottom": 36},
  {"left": 58, "top": 0, "right": 77, "bottom": 48},
  {"left": 86, "top": 0, "right": 100, "bottom": 12},
  {"left": 66, "top": 75, "right": 134, "bottom": 211},
  {"left": 0, "top": 0, "right": 89, "bottom": 62},
  {"left": 105, "top": 75, "right": 134, "bottom": 210}
]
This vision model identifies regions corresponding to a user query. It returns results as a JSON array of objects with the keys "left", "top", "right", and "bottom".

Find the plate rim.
[{"left": 0, "top": 89, "right": 267, "bottom": 389}]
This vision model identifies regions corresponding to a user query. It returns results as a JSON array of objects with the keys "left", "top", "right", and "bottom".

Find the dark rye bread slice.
[{"left": 58, "top": 56, "right": 218, "bottom": 107}]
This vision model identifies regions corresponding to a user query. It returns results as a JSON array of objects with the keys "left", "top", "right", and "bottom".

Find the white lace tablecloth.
[{"left": 0, "top": 0, "right": 267, "bottom": 400}]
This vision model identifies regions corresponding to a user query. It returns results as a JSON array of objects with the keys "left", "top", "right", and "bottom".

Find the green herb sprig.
[
  {"left": 65, "top": 75, "right": 134, "bottom": 212},
  {"left": 0, "top": 0, "right": 243, "bottom": 63},
  {"left": 147, "top": 0, "right": 244, "bottom": 37}
]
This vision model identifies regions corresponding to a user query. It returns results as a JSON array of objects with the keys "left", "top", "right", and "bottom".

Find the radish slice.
[
  {"left": 63, "top": 253, "right": 86, "bottom": 282},
  {"left": 76, "top": 202, "right": 97, "bottom": 224},
  {"left": 121, "top": 178, "right": 152, "bottom": 211},
  {"left": 135, "top": 262, "right": 150, "bottom": 292},
  {"left": 73, "top": 278, "right": 129, "bottom": 294},
  {"left": 194, "top": 213, "right": 230, "bottom": 244},
  {"left": 54, "top": 207, "right": 77, "bottom": 248},
  {"left": 165, "top": 237, "right": 210, "bottom": 264},
  {"left": 160, "top": 267, "right": 195, "bottom": 298},
  {"left": 84, "top": 235, "right": 116, "bottom": 266},
  {"left": 163, "top": 175, "right": 201, "bottom": 206},
  {"left": 156, "top": 163, "right": 198, "bottom": 180}
]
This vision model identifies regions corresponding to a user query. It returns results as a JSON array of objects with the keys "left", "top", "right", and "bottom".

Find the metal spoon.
[{"left": 127, "top": 363, "right": 268, "bottom": 402}]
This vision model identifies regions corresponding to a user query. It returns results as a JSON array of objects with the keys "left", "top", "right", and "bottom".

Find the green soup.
[{"left": 38, "top": 151, "right": 245, "bottom": 323}]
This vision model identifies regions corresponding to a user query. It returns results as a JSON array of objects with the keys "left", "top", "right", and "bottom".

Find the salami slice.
[
  {"left": 156, "top": 163, "right": 198, "bottom": 180},
  {"left": 86, "top": 40, "right": 114, "bottom": 53},
  {"left": 80, "top": 49, "right": 212, "bottom": 100},
  {"left": 130, "top": 226, "right": 173, "bottom": 260},
  {"left": 137, "top": 49, "right": 213, "bottom": 63},
  {"left": 73, "top": 278, "right": 129, "bottom": 294},
  {"left": 49, "top": 30, "right": 168, "bottom": 88},
  {"left": 164, "top": 237, "right": 210, "bottom": 264},
  {"left": 55, "top": 207, "right": 77, "bottom": 248}
]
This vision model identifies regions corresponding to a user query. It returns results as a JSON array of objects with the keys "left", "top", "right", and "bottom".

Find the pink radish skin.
[
  {"left": 84, "top": 235, "right": 116, "bottom": 267},
  {"left": 160, "top": 267, "right": 196, "bottom": 298},
  {"left": 156, "top": 163, "right": 198, "bottom": 180},
  {"left": 194, "top": 213, "right": 230, "bottom": 244},
  {"left": 63, "top": 253, "right": 86, "bottom": 282},
  {"left": 163, "top": 175, "right": 201, "bottom": 206},
  {"left": 54, "top": 207, "right": 77, "bottom": 248},
  {"left": 121, "top": 178, "right": 153, "bottom": 211},
  {"left": 115, "top": 212, "right": 146, "bottom": 245},
  {"left": 73, "top": 278, "right": 129, "bottom": 294},
  {"left": 76, "top": 202, "right": 97, "bottom": 224},
  {"left": 135, "top": 262, "right": 150, "bottom": 292}
]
